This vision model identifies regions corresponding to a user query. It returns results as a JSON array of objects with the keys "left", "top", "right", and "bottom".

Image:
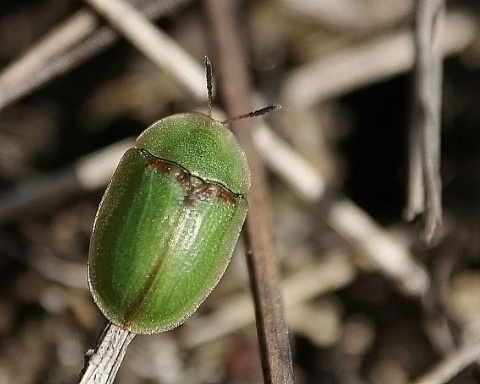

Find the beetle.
[{"left": 87, "top": 57, "right": 279, "bottom": 334}]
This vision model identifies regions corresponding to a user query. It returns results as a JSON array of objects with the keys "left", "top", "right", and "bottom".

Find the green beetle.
[{"left": 88, "top": 58, "right": 277, "bottom": 334}]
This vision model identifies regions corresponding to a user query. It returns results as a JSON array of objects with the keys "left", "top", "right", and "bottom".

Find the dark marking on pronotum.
[
  {"left": 217, "top": 187, "right": 236, "bottom": 204},
  {"left": 137, "top": 148, "right": 243, "bottom": 205}
]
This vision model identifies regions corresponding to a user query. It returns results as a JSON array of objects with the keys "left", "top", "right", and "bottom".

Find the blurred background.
[{"left": 1, "top": 0, "right": 480, "bottom": 383}]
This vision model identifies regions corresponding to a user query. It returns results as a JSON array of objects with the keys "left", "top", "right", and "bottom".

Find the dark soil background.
[{"left": 1, "top": 1, "right": 480, "bottom": 383}]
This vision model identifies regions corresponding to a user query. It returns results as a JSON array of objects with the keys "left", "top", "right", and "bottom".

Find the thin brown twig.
[
  {"left": 203, "top": 1, "right": 294, "bottom": 383},
  {"left": 405, "top": 0, "right": 445, "bottom": 242}
]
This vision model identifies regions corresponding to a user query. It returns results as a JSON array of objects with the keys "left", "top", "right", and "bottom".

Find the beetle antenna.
[
  {"left": 222, "top": 105, "right": 281, "bottom": 124},
  {"left": 205, "top": 56, "right": 213, "bottom": 117}
]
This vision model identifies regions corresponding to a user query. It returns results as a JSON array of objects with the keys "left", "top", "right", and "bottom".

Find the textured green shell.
[
  {"left": 88, "top": 113, "right": 250, "bottom": 334},
  {"left": 136, "top": 112, "right": 250, "bottom": 194}
]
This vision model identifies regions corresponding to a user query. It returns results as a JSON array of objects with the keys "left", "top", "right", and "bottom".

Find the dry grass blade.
[
  {"left": 79, "top": 323, "right": 135, "bottom": 384},
  {"left": 0, "top": 0, "right": 194, "bottom": 111},
  {"left": 281, "top": 11, "right": 475, "bottom": 107},
  {"left": 411, "top": 341, "right": 480, "bottom": 384},
  {"left": 405, "top": 0, "right": 445, "bottom": 242},
  {"left": 325, "top": 198, "right": 429, "bottom": 296},
  {"left": 0, "top": 9, "right": 98, "bottom": 111},
  {"left": 180, "top": 251, "right": 354, "bottom": 349},
  {"left": 203, "top": 1, "right": 294, "bottom": 383},
  {"left": 0, "top": 139, "right": 133, "bottom": 223},
  {"left": 84, "top": 0, "right": 205, "bottom": 100}
]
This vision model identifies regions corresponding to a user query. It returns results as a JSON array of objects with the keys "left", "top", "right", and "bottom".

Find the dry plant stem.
[
  {"left": 29, "top": 252, "right": 89, "bottom": 290},
  {"left": 181, "top": 251, "right": 354, "bottom": 348},
  {"left": 203, "top": 1, "right": 294, "bottom": 383},
  {"left": 84, "top": 0, "right": 205, "bottom": 100},
  {"left": 405, "top": 0, "right": 445, "bottom": 242},
  {"left": 250, "top": 113, "right": 429, "bottom": 297},
  {"left": 282, "top": 11, "right": 475, "bottom": 107},
  {"left": 79, "top": 322, "right": 135, "bottom": 384},
  {"left": 0, "top": 9, "right": 96, "bottom": 108},
  {"left": 0, "top": 0, "right": 194, "bottom": 111},
  {"left": 325, "top": 199, "right": 429, "bottom": 296},
  {"left": 279, "top": 0, "right": 413, "bottom": 30},
  {"left": 0, "top": 139, "right": 133, "bottom": 223},
  {"left": 411, "top": 341, "right": 480, "bottom": 384},
  {"left": 406, "top": 124, "right": 425, "bottom": 224},
  {"left": 253, "top": 119, "right": 326, "bottom": 202},
  {"left": 0, "top": 9, "right": 96, "bottom": 110},
  {"left": 249, "top": 114, "right": 430, "bottom": 297}
]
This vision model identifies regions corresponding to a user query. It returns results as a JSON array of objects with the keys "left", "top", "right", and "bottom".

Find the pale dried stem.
[
  {"left": 279, "top": 0, "right": 413, "bottom": 30},
  {"left": 282, "top": 11, "right": 475, "bottom": 107},
  {"left": 84, "top": 0, "right": 205, "bottom": 100},
  {"left": 0, "top": 139, "right": 134, "bottom": 223},
  {"left": 180, "top": 252, "right": 355, "bottom": 348},
  {"left": 0, "top": 0, "right": 194, "bottom": 110},
  {"left": 411, "top": 341, "right": 480, "bottom": 384},
  {"left": 405, "top": 0, "right": 445, "bottom": 242},
  {"left": 79, "top": 323, "right": 135, "bottom": 384}
]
